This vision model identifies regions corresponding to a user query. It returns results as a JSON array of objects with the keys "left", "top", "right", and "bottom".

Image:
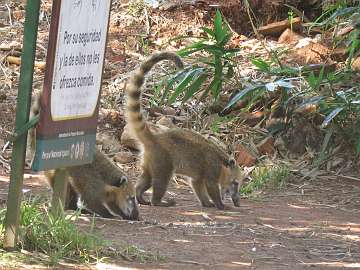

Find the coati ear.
[
  {"left": 115, "top": 176, "right": 128, "bottom": 187},
  {"left": 227, "top": 158, "right": 236, "bottom": 168}
]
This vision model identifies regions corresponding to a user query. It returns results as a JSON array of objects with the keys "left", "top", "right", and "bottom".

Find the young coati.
[
  {"left": 125, "top": 51, "right": 243, "bottom": 210},
  {"left": 44, "top": 150, "right": 139, "bottom": 220},
  {"left": 28, "top": 94, "right": 139, "bottom": 220}
]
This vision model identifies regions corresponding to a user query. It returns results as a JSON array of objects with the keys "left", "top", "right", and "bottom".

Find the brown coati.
[
  {"left": 44, "top": 150, "right": 139, "bottom": 220},
  {"left": 125, "top": 51, "right": 243, "bottom": 210},
  {"left": 28, "top": 94, "right": 139, "bottom": 220}
]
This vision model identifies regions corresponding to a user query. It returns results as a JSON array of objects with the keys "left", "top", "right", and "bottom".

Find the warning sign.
[{"left": 32, "top": 0, "right": 112, "bottom": 171}]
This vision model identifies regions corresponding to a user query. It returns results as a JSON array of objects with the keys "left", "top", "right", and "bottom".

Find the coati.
[
  {"left": 28, "top": 94, "right": 139, "bottom": 220},
  {"left": 125, "top": 51, "right": 242, "bottom": 210}
]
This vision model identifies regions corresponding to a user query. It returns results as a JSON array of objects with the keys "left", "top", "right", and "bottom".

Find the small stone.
[
  {"left": 113, "top": 152, "right": 136, "bottom": 164},
  {"left": 120, "top": 124, "right": 140, "bottom": 150},
  {"left": 257, "top": 136, "right": 275, "bottom": 156},
  {"left": 278, "top": 28, "right": 304, "bottom": 44},
  {"left": 156, "top": 116, "right": 175, "bottom": 128},
  {"left": 352, "top": 56, "right": 360, "bottom": 71},
  {"left": 235, "top": 144, "right": 257, "bottom": 167}
]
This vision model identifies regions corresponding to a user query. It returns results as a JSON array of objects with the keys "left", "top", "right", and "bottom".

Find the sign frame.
[{"left": 32, "top": 0, "right": 113, "bottom": 171}]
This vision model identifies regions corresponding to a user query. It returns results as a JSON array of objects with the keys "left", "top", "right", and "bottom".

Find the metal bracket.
[{"left": 7, "top": 115, "right": 39, "bottom": 142}]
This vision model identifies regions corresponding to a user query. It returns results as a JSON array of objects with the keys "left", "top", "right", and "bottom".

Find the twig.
[
  {"left": 337, "top": 174, "right": 360, "bottom": 182},
  {"left": 5, "top": 4, "right": 12, "bottom": 26},
  {"left": 143, "top": 5, "right": 151, "bottom": 36},
  {"left": 243, "top": 0, "right": 260, "bottom": 39},
  {"left": 175, "top": 260, "right": 211, "bottom": 266}
]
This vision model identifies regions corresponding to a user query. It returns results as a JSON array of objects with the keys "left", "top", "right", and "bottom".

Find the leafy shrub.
[
  {"left": 308, "top": 2, "right": 360, "bottom": 66},
  {"left": 241, "top": 165, "right": 289, "bottom": 195},
  {"left": 161, "top": 10, "right": 239, "bottom": 105}
]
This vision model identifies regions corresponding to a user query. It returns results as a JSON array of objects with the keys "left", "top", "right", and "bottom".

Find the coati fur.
[
  {"left": 28, "top": 94, "right": 139, "bottom": 220},
  {"left": 125, "top": 51, "right": 243, "bottom": 210}
]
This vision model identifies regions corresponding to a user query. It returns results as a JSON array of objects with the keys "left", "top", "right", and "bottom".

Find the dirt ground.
[
  {"left": 0, "top": 171, "right": 359, "bottom": 270},
  {"left": 1, "top": 1, "right": 360, "bottom": 269}
]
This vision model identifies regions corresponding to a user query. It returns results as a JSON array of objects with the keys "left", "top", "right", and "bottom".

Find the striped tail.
[{"left": 125, "top": 52, "right": 183, "bottom": 145}]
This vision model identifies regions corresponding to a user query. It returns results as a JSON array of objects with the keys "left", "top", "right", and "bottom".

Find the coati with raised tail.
[
  {"left": 125, "top": 51, "right": 242, "bottom": 210},
  {"left": 28, "top": 94, "right": 139, "bottom": 220}
]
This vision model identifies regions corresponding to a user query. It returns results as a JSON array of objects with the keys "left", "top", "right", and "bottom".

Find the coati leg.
[
  {"left": 45, "top": 170, "right": 78, "bottom": 210},
  {"left": 230, "top": 181, "right": 241, "bottom": 207},
  {"left": 191, "top": 179, "right": 215, "bottom": 208},
  {"left": 151, "top": 165, "right": 175, "bottom": 207},
  {"left": 65, "top": 186, "right": 78, "bottom": 210},
  {"left": 136, "top": 169, "right": 152, "bottom": 205},
  {"left": 205, "top": 181, "right": 226, "bottom": 210}
]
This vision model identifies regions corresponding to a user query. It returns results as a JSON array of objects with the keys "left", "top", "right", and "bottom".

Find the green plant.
[
  {"left": 241, "top": 165, "right": 289, "bottom": 195},
  {"left": 224, "top": 78, "right": 295, "bottom": 112},
  {"left": 0, "top": 197, "right": 105, "bottom": 265},
  {"left": 209, "top": 115, "right": 227, "bottom": 134},
  {"left": 161, "top": 10, "right": 240, "bottom": 105},
  {"left": 306, "top": 68, "right": 325, "bottom": 93},
  {"left": 307, "top": 3, "right": 360, "bottom": 66},
  {"left": 0, "top": 197, "right": 160, "bottom": 266},
  {"left": 288, "top": 9, "right": 294, "bottom": 32},
  {"left": 128, "top": 0, "right": 145, "bottom": 16},
  {"left": 119, "top": 244, "right": 162, "bottom": 263}
]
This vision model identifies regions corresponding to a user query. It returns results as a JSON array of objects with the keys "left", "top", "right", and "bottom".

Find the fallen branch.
[
  {"left": 6, "top": 55, "right": 46, "bottom": 70},
  {"left": 258, "top": 17, "right": 302, "bottom": 36}
]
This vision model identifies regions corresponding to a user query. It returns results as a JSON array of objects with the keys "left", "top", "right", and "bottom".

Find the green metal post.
[{"left": 4, "top": 0, "right": 41, "bottom": 249}]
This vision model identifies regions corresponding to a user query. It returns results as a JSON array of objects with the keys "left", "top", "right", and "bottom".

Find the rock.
[
  {"left": 156, "top": 116, "right": 175, "bottom": 128},
  {"left": 149, "top": 106, "right": 177, "bottom": 116},
  {"left": 234, "top": 144, "right": 257, "bottom": 167},
  {"left": 289, "top": 42, "right": 333, "bottom": 66},
  {"left": 258, "top": 17, "right": 302, "bottom": 36},
  {"left": 148, "top": 106, "right": 163, "bottom": 117},
  {"left": 330, "top": 47, "right": 348, "bottom": 62},
  {"left": 120, "top": 124, "right": 140, "bottom": 150},
  {"left": 352, "top": 56, "right": 360, "bottom": 72},
  {"left": 162, "top": 106, "right": 176, "bottom": 116},
  {"left": 278, "top": 28, "right": 304, "bottom": 44},
  {"left": 97, "top": 132, "right": 122, "bottom": 152},
  {"left": 98, "top": 108, "right": 125, "bottom": 128},
  {"left": 113, "top": 152, "right": 136, "bottom": 164},
  {"left": 0, "top": 91, "right": 6, "bottom": 101},
  {"left": 257, "top": 136, "right": 275, "bottom": 156}
]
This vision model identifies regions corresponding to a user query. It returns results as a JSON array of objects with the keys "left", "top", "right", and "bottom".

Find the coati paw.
[
  {"left": 137, "top": 197, "right": 151, "bottom": 205},
  {"left": 201, "top": 202, "right": 215, "bottom": 208},
  {"left": 151, "top": 199, "right": 176, "bottom": 207},
  {"left": 224, "top": 205, "right": 233, "bottom": 210},
  {"left": 215, "top": 203, "right": 230, "bottom": 210},
  {"left": 233, "top": 201, "right": 240, "bottom": 207}
]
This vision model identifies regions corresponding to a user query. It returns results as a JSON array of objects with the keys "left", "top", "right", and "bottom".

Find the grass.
[
  {"left": 0, "top": 196, "right": 160, "bottom": 266},
  {"left": 241, "top": 165, "right": 290, "bottom": 195},
  {"left": 118, "top": 244, "right": 163, "bottom": 263},
  {"left": 0, "top": 196, "right": 105, "bottom": 265}
]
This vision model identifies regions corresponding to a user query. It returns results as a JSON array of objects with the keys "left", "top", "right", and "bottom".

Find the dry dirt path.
[{"left": 0, "top": 173, "right": 359, "bottom": 270}]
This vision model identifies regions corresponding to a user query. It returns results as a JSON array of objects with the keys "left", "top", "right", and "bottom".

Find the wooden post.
[
  {"left": 50, "top": 169, "right": 69, "bottom": 216},
  {"left": 3, "top": 0, "right": 41, "bottom": 248}
]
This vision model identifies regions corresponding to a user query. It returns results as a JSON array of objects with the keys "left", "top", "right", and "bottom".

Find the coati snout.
[{"left": 103, "top": 176, "right": 139, "bottom": 220}]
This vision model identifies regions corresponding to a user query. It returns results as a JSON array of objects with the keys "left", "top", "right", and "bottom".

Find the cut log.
[
  {"left": 6, "top": 56, "right": 46, "bottom": 70},
  {"left": 258, "top": 17, "right": 302, "bottom": 36}
]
